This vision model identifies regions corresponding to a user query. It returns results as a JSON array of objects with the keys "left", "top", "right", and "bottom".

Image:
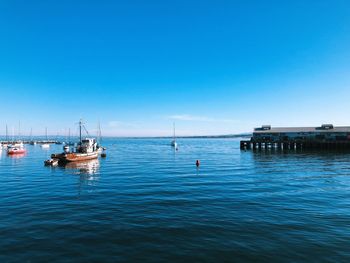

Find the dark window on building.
[{"left": 336, "top": 136, "right": 347, "bottom": 141}]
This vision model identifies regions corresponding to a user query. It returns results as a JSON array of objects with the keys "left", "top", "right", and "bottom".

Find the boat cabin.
[{"left": 77, "top": 138, "right": 98, "bottom": 153}]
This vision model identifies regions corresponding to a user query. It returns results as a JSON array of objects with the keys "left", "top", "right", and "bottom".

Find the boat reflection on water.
[
  {"left": 62, "top": 159, "right": 100, "bottom": 178},
  {"left": 7, "top": 153, "right": 26, "bottom": 159}
]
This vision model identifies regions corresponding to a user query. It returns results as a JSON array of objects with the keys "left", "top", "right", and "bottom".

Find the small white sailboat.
[
  {"left": 1, "top": 124, "right": 9, "bottom": 149},
  {"left": 41, "top": 128, "right": 50, "bottom": 148},
  {"left": 96, "top": 120, "right": 105, "bottom": 153},
  {"left": 29, "top": 128, "right": 37, "bottom": 145},
  {"left": 171, "top": 123, "right": 178, "bottom": 148},
  {"left": 11, "top": 141, "right": 24, "bottom": 148},
  {"left": 66, "top": 128, "right": 74, "bottom": 146}
]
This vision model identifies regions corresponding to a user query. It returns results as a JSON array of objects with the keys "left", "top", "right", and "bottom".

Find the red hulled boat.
[{"left": 7, "top": 147, "right": 26, "bottom": 155}]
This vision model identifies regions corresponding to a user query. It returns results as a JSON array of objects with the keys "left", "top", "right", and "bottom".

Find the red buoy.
[{"left": 196, "top": 160, "right": 200, "bottom": 167}]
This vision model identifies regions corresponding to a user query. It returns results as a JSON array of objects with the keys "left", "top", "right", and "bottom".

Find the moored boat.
[
  {"left": 51, "top": 120, "right": 100, "bottom": 163},
  {"left": 44, "top": 158, "right": 59, "bottom": 166},
  {"left": 41, "top": 128, "right": 50, "bottom": 148},
  {"left": 170, "top": 123, "right": 178, "bottom": 148},
  {"left": 7, "top": 146, "right": 26, "bottom": 155},
  {"left": 8, "top": 141, "right": 24, "bottom": 149},
  {"left": 1, "top": 143, "right": 9, "bottom": 149}
]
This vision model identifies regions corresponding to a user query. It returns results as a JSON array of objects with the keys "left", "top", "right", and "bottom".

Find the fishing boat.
[
  {"left": 51, "top": 120, "right": 99, "bottom": 163},
  {"left": 171, "top": 123, "right": 178, "bottom": 148}
]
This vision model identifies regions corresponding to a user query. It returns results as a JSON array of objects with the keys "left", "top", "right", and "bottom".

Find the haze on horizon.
[{"left": 1, "top": 0, "right": 350, "bottom": 137}]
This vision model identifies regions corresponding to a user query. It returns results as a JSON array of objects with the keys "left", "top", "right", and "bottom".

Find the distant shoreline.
[
  {"left": 0, "top": 134, "right": 252, "bottom": 140},
  {"left": 101, "top": 134, "right": 253, "bottom": 139}
]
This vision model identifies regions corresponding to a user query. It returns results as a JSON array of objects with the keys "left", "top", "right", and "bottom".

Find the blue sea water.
[{"left": 0, "top": 138, "right": 350, "bottom": 262}]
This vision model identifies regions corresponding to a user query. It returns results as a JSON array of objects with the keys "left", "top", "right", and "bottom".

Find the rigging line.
[{"left": 82, "top": 125, "right": 90, "bottom": 137}]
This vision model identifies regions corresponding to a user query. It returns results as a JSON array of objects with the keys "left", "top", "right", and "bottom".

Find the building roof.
[{"left": 253, "top": 125, "right": 350, "bottom": 134}]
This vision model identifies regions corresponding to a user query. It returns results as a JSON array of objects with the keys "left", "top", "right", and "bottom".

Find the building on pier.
[{"left": 240, "top": 124, "right": 350, "bottom": 150}]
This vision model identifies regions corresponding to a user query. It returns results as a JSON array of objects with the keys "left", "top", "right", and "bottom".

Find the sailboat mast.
[
  {"left": 173, "top": 122, "right": 176, "bottom": 141},
  {"left": 18, "top": 121, "right": 21, "bottom": 141},
  {"left": 45, "top": 127, "right": 48, "bottom": 141},
  {"left": 98, "top": 120, "right": 102, "bottom": 143},
  {"left": 6, "top": 124, "right": 8, "bottom": 142}
]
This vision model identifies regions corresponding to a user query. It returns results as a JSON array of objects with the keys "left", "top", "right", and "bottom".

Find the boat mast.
[
  {"left": 30, "top": 128, "right": 33, "bottom": 141},
  {"left": 45, "top": 127, "right": 48, "bottom": 141},
  {"left": 79, "top": 119, "right": 82, "bottom": 144},
  {"left": 173, "top": 122, "right": 176, "bottom": 142},
  {"left": 5, "top": 124, "right": 8, "bottom": 142},
  {"left": 18, "top": 121, "right": 21, "bottom": 141}
]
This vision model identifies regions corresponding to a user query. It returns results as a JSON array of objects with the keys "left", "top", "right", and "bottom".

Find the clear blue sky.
[{"left": 1, "top": 0, "right": 350, "bottom": 136}]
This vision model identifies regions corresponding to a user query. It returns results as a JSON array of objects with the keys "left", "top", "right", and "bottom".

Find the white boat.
[
  {"left": 171, "top": 123, "right": 178, "bottom": 148},
  {"left": 44, "top": 158, "right": 58, "bottom": 166},
  {"left": 96, "top": 120, "right": 105, "bottom": 152},
  {"left": 1, "top": 143, "right": 8, "bottom": 149},
  {"left": 8, "top": 141, "right": 24, "bottom": 149},
  {"left": 41, "top": 128, "right": 50, "bottom": 148},
  {"left": 29, "top": 128, "right": 37, "bottom": 145},
  {"left": 171, "top": 140, "right": 177, "bottom": 148}
]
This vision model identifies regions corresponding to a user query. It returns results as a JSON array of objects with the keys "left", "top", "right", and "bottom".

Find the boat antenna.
[
  {"left": 98, "top": 120, "right": 102, "bottom": 144},
  {"left": 77, "top": 119, "right": 90, "bottom": 143}
]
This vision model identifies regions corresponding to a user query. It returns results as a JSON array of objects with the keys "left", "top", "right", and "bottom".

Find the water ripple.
[{"left": 1, "top": 139, "right": 350, "bottom": 261}]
